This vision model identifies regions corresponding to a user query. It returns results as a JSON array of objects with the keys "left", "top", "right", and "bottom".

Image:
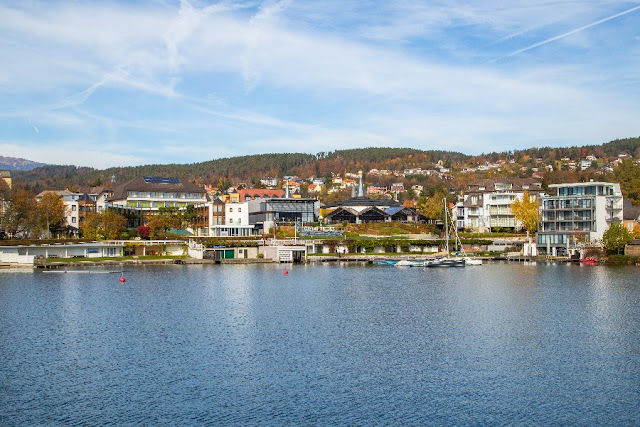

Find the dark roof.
[
  {"left": 330, "top": 196, "right": 401, "bottom": 208},
  {"left": 109, "top": 176, "right": 206, "bottom": 201},
  {"left": 623, "top": 199, "right": 640, "bottom": 221}
]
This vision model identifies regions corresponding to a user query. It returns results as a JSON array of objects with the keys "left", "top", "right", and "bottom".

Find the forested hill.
[
  {"left": 10, "top": 137, "right": 640, "bottom": 192},
  {"left": 12, "top": 148, "right": 469, "bottom": 192},
  {"left": 481, "top": 137, "right": 640, "bottom": 163}
]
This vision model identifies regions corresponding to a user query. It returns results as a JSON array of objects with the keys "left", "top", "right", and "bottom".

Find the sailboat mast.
[{"left": 444, "top": 198, "right": 449, "bottom": 254}]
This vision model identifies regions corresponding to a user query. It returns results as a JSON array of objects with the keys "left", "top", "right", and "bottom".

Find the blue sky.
[{"left": 1, "top": 0, "right": 640, "bottom": 168}]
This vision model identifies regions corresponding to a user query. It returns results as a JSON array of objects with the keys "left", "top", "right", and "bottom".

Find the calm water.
[{"left": 1, "top": 262, "right": 639, "bottom": 425}]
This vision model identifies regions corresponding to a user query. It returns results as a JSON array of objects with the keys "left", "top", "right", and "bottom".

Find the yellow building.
[{"left": 0, "top": 170, "right": 11, "bottom": 190}]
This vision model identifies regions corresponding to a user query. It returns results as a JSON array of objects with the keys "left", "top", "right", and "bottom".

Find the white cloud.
[{"left": 0, "top": 1, "right": 639, "bottom": 168}]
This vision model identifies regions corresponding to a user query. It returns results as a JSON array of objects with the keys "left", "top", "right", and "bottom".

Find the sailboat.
[{"left": 424, "top": 199, "right": 466, "bottom": 268}]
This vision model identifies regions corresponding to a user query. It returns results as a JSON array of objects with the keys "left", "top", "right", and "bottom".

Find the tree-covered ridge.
[
  {"left": 481, "top": 137, "right": 640, "bottom": 164},
  {"left": 10, "top": 137, "right": 640, "bottom": 194},
  {"left": 12, "top": 148, "right": 469, "bottom": 191}
]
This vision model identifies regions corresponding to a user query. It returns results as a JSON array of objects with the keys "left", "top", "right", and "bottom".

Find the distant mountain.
[{"left": 0, "top": 156, "right": 47, "bottom": 171}]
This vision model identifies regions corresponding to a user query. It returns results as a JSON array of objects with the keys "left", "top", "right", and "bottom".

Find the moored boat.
[{"left": 424, "top": 258, "right": 466, "bottom": 268}]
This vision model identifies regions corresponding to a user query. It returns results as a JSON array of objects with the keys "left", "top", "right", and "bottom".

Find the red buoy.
[
  {"left": 284, "top": 269, "right": 288, "bottom": 275},
  {"left": 120, "top": 277, "right": 126, "bottom": 283}
]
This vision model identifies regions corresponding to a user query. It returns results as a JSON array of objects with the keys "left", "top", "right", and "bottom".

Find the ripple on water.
[{"left": 1, "top": 263, "right": 639, "bottom": 425}]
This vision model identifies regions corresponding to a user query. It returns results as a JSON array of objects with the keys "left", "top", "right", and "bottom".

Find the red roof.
[{"left": 237, "top": 188, "right": 285, "bottom": 200}]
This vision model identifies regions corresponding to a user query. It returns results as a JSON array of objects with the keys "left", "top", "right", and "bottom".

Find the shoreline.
[{"left": 2, "top": 254, "right": 625, "bottom": 270}]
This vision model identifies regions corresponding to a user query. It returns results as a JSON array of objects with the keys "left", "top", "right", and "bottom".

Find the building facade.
[
  {"left": 536, "top": 182, "right": 624, "bottom": 256},
  {"left": 109, "top": 176, "right": 208, "bottom": 212},
  {"left": 456, "top": 179, "right": 544, "bottom": 232}
]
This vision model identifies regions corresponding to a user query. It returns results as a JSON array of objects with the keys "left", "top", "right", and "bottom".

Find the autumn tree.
[
  {"left": 137, "top": 224, "right": 151, "bottom": 240},
  {"left": 36, "top": 192, "right": 66, "bottom": 238},
  {"left": 80, "top": 210, "right": 127, "bottom": 240},
  {"left": 417, "top": 188, "right": 449, "bottom": 222},
  {"left": 511, "top": 190, "right": 539, "bottom": 233},
  {"left": 2, "top": 189, "right": 37, "bottom": 238},
  {"left": 633, "top": 223, "right": 640, "bottom": 240},
  {"left": 602, "top": 222, "right": 633, "bottom": 255}
]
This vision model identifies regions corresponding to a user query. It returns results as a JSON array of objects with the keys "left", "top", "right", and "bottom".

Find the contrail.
[{"left": 505, "top": 5, "right": 640, "bottom": 58}]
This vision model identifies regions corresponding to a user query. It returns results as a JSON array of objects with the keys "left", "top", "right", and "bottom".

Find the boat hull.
[{"left": 425, "top": 258, "right": 466, "bottom": 268}]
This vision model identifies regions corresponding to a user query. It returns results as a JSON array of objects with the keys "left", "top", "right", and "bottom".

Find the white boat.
[
  {"left": 394, "top": 259, "right": 424, "bottom": 267},
  {"left": 463, "top": 257, "right": 482, "bottom": 266}
]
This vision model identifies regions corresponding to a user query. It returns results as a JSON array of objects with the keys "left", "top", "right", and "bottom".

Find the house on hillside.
[
  {"left": 367, "top": 183, "right": 388, "bottom": 196},
  {"left": 260, "top": 177, "right": 278, "bottom": 187}
]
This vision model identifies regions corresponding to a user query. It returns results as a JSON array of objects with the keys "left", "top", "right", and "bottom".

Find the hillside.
[
  {"left": 9, "top": 137, "right": 640, "bottom": 193},
  {"left": 12, "top": 148, "right": 469, "bottom": 192}
]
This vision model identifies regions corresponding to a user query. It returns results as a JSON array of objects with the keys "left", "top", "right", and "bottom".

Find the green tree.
[
  {"left": 613, "top": 158, "right": 640, "bottom": 204},
  {"left": 602, "top": 222, "right": 633, "bottom": 255},
  {"left": 36, "top": 192, "right": 66, "bottom": 238},
  {"left": 511, "top": 190, "right": 539, "bottom": 233}
]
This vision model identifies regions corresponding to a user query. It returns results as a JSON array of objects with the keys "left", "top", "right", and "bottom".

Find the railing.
[{"left": 267, "top": 238, "right": 305, "bottom": 246}]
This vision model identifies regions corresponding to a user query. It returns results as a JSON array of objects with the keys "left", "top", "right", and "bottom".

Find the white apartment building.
[
  {"left": 455, "top": 179, "right": 544, "bottom": 232},
  {"left": 536, "top": 181, "right": 624, "bottom": 256}
]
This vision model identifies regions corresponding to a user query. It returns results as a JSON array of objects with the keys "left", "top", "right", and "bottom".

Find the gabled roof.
[
  {"left": 330, "top": 196, "right": 401, "bottom": 208},
  {"left": 385, "top": 206, "right": 407, "bottom": 216},
  {"left": 325, "top": 206, "right": 360, "bottom": 218}
]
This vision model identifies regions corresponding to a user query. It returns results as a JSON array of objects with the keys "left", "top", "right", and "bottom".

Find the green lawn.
[{"left": 46, "top": 255, "right": 188, "bottom": 264}]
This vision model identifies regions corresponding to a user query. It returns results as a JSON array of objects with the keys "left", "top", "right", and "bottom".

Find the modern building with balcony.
[
  {"left": 455, "top": 179, "right": 544, "bottom": 232},
  {"left": 109, "top": 176, "right": 208, "bottom": 212},
  {"left": 536, "top": 181, "right": 624, "bottom": 256}
]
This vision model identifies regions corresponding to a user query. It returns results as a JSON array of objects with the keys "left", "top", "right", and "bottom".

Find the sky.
[{"left": 1, "top": 0, "right": 640, "bottom": 169}]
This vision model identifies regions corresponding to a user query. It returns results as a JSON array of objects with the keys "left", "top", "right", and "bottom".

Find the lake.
[{"left": 1, "top": 262, "right": 639, "bottom": 425}]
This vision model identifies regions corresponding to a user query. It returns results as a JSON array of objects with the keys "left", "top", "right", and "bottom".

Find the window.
[
  {"left": 72, "top": 205, "right": 76, "bottom": 211},
  {"left": 471, "top": 196, "right": 477, "bottom": 204},
  {"left": 72, "top": 217, "right": 76, "bottom": 223},
  {"left": 229, "top": 208, "right": 233, "bottom": 212}
]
